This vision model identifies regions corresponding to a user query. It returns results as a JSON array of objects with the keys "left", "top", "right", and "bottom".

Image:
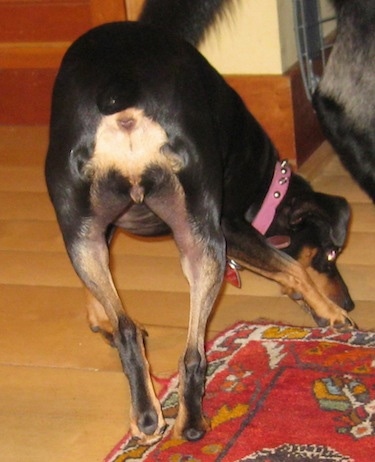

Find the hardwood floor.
[{"left": 0, "top": 126, "right": 374, "bottom": 461}]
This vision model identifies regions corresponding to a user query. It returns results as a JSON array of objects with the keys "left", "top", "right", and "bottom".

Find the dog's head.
[{"left": 269, "top": 187, "right": 354, "bottom": 313}]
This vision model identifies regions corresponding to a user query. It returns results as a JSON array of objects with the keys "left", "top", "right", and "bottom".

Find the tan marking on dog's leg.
[
  {"left": 129, "top": 328, "right": 166, "bottom": 445},
  {"left": 85, "top": 288, "right": 113, "bottom": 338},
  {"left": 173, "top": 401, "right": 189, "bottom": 439}
]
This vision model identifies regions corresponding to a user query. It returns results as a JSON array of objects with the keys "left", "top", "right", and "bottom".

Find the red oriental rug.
[{"left": 105, "top": 322, "right": 375, "bottom": 461}]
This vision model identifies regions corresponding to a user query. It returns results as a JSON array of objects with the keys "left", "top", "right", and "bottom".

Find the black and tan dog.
[
  {"left": 45, "top": 0, "right": 356, "bottom": 445},
  {"left": 314, "top": 0, "right": 375, "bottom": 202}
]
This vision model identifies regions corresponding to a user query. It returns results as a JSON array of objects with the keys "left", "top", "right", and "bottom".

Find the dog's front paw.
[
  {"left": 297, "top": 299, "right": 357, "bottom": 331},
  {"left": 319, "top": 301, "right": 357, "bottom": 330},
  {"left": 329, "top": 309, "right": 357, "bottom": 331}
]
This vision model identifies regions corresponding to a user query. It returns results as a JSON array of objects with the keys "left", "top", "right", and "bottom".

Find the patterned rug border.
[{"left": 105, "top": 321, "right": 375, "bottom": 462}]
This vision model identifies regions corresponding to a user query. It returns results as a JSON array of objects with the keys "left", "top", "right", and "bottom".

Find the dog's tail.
[{"left": 139, "top": 0, "right": 234, "bottom": 47}]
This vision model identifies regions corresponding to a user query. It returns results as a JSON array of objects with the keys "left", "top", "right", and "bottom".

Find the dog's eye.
[{"left": 327, "top": 248, "right": 341, "bottom": 262}]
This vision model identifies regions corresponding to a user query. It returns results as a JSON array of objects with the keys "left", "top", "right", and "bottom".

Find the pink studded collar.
[{"left": 251, "top": 159, "right": 291, "bottom": 235}]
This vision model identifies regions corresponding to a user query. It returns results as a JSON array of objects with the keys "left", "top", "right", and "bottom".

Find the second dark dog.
[
  {"left": 314, "top": 0, "right": 375, "bottom": 202},
  {"left": 45, "top": 0, "right": 356, "bottom": 445}
]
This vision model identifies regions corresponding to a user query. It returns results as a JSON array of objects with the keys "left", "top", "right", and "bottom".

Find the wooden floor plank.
[
  {"left": 0, "top": 365, "right": 130, "bottom": 462},
  {"left": 0, "top": 166, "right": 45, "bottom": 192},
  {"left": 312, "top": 174, "right": 372, "bottom": 204},
  {"left": 0, "top": 125, "right": 48, "bottom": 166},
  {"left": 0, "top": 191, "right": 54, "bottom": 221},
  {"left": 339, "top": 232, "right": 375, "bottom": 266},
  {"left": 350, "top": 203, "right": 375, "bottom": 232}
]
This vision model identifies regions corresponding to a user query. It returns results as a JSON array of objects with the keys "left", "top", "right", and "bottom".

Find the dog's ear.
[
  {"left": 315, "top": 193, "right": 351, "bottom": 247},
  {"left": 289, "top": 192, "right": 351, "bottom": 248}
]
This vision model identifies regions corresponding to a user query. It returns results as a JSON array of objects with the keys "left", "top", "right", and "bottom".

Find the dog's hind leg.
[
  {"left": 60, "top": 218, "right": 166, "bottom": 445},
  {"left": 222, "top": 217, "right": 356, "bottom": 329},
  {"left": 174, "top": 236, "right": 225, "bottom": 441},
  {"left": 146, "top": 174, "right": 226, "bottom": 441}
]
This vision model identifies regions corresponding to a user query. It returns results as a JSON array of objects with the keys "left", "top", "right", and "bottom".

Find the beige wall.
[{"left": 199, "top": 0, "right": 335, "bottom": 75}]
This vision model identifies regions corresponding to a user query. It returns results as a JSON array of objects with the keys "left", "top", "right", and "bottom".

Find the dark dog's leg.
[
  {"left": 146, "top": 176, "right": 226, "bottom": 441},
  {"left": 63, "top": 221, "right": 166, "bottom": 444},
  {"left": 222, "top": 217, "right": 355, "bottom": 328},
  {"left": 313, "top": 0, "right": 375, "bottom": 202}
]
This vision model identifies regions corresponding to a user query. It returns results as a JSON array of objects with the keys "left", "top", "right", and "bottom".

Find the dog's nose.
[
  {"left": 331, "top": 277, "right": 355, "bottom": 313},
  {"left": 328, "top": 289, "right": 355, "bottom": 314},
  {"left": 343, "top": 297, "right": 355, "bottom": 313}
]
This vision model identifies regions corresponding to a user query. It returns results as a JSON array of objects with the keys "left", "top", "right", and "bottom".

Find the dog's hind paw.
[{"left": 130, "top": 417, "right": 167, "bottom": 446}]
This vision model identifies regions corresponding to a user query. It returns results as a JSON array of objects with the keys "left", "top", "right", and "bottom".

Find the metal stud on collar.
[
  {"left": 281, "top": 159, "right": 289, "bottom": 175},
  {"left": 279, "top": 177, "right": 289, "bottom": 185}
]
